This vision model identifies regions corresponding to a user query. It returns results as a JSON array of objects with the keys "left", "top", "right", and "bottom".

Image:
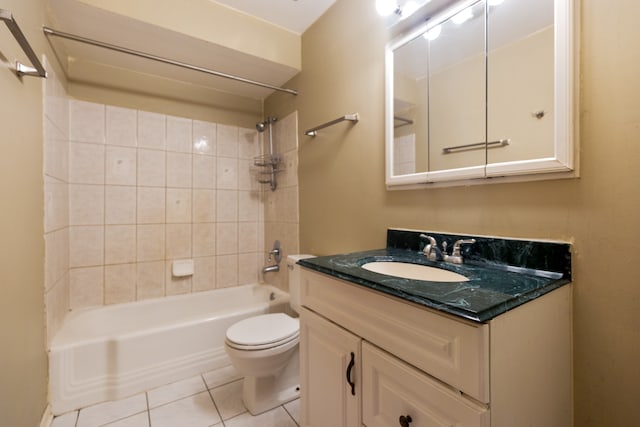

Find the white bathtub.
[{"left": 49, "top": 284, "right": 290, "bottom": 415}]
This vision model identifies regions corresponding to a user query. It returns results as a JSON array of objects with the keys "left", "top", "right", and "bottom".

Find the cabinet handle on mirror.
[
  {"left": 346, "top": 352, "right": 355, "bottom": 396},
  {"left": 399, "top": 415, "right": 413, "bottom": 427}
]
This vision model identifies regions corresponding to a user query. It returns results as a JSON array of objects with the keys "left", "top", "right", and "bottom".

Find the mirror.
[{"left": 385, "top": 0, "right": 577, "bottom": 188}]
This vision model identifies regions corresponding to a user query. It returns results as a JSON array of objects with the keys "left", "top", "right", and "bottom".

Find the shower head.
[{"left": 256, "top": 116, "right": 277, "bottom": 132}]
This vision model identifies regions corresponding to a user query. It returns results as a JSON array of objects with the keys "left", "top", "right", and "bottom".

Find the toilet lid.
[{"left": 226, "top": 313, "right": 299, "bottom": 347}]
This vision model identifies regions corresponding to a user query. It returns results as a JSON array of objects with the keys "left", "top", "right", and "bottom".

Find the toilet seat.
[{"left": 225, "top": 313, "right": 299, "bottom": 351}]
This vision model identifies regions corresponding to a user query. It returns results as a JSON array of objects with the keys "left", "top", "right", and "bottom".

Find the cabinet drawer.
[
  {"left": 362, "top": 342, "right": 489, "bottom": 427},
  {"left": 301, "top": 269, "right": 490, "bottom": 402}
]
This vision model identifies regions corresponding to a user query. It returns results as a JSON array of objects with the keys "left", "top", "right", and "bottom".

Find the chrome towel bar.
[
  {"left": 0, "top": 9, "right": 47, "bottom": 78},
  {"left": 442, "top": 139, "right": 509, "bottom": 154},
  {"left": 305, "top": 113, "right": 359, "bottom": 137},
  {"left": 42, "top": 26, "right": 297, "bottom": 96}
]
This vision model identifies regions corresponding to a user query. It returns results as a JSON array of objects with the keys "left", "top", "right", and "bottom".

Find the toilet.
[{"left": 224, "top": 254, "right": 314, "bottom": 415}]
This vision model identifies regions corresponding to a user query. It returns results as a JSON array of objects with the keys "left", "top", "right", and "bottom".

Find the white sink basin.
[{"left": 361, "top": 261, "right": 468, "bottom": 282}]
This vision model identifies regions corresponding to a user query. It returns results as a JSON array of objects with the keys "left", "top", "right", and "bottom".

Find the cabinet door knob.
[
  {"left": 346, "top": 352, "right": 356, "bottom": 396},
  {"left": 399, "top": 415, "right": 413, "bottom": 427}
]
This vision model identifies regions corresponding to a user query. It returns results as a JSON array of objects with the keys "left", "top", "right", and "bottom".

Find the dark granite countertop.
[{"left": 298, "top": 229, "right": 572, "bottom": 323}]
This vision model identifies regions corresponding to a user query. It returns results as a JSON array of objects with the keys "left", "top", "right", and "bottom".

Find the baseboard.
[{"left": 39, "top": 404, "right": 53, "bottom": 427}]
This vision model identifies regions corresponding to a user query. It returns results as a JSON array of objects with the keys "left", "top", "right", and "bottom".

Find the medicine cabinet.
[{"left": 385, "top": 0, "right": 578, "bottom": 189}]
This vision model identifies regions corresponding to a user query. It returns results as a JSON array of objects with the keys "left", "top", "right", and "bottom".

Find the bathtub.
[{"left": 49, "top": 284, "right": 290, "bottom": 415}]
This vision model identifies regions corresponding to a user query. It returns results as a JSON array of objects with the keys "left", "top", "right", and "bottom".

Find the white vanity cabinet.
[{"left": 299, "top": 268, "right": 572, "bottom": 427}]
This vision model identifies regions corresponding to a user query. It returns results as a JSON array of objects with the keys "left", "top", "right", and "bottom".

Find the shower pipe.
[
  {"left": 255, "top": 116, "right": 279, "bottom": 191},
  {"left": 42, "top": 27, "right": 298, "bottom": 96}
]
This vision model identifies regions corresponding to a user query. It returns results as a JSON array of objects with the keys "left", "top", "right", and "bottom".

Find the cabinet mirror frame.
[{"left": 385, "top": 0, "right": 579, "bottom": 189}]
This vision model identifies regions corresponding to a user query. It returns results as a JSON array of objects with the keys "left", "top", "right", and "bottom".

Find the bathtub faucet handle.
[{"left": 267, "top": 240, "right": 282, "bottom": 264}]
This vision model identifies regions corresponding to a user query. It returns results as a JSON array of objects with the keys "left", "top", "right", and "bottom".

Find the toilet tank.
[{"left": 287, "top": 255, "right": 315, "bottom": 313}]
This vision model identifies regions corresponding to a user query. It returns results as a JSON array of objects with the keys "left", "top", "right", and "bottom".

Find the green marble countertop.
[{"left": 298, "top": 231, "right": 571, "bottom": 323}]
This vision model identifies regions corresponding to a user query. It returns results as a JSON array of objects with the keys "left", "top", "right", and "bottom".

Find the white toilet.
[{"left": 224, "top": 254, "right": 314, "bottom": 415}]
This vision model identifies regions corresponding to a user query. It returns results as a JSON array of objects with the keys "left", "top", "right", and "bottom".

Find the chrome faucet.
[
  {"left": 262, "top": 264, "right": 280, "bottom": 273},
  {"left": 263, "top": 240, "right": 283, "bottom": 274},
  {"left": 420, "top": 234, "right": 443, "bottom": 261},
  {"left": 420, "top": 234, "right": 476, "bottom": 264}
]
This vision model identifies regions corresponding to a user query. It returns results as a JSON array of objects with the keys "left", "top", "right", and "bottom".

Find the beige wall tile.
[
  {"left": 138, "top": 148, "right": 166, "bottom": 187},
  {"left": 238, "top": 222, "right": 258, "bottom": 254},
  {"left": 137, "top": 224, "right": 165, "bottom": 262},
  {"left": 106, "top": 146, "right": 137, "bottom": 186},
  {"left": 166, "top": 115, "right": 193, "bottom": 153},
  {"left": 193, "top": 223, "right": 215, "bottom": 257},
  {"left": 166, "top": 224, "right": 192, "bottom": 259},
  {"left": 193, "top": 189, "right": 216, "bottom": 223},
  {"left": 106, "top": 106, "right": 137, "bottom": 147},
  {"left": 217, "top": 124, "right": 238, "bottom": 158},
  {"left": 137, "top": 187, "right": 165, "bottom": 224},
  {"left": 167, "top": 152, "right": 193, "bottom": 188},
  {"left": 216, "top": 190, "right": 238, "bottom": 222},
  {"left": 45, "top": 273, "right": 70, "bottom": 344},
  {"left": 105, "top": 263, "right": 136, "bottom": 304},
  {"left": 70, "top": 226, "right": 104, "bottom": 267},
  {"left": 193, "top": 120, "right": 216, "bottom": 155},
  {"left": 166, "top": 188, "right": 192, "bottom": 223},
  {"left": 193, "top": 257, "right": 215, "bottom": 292},
  {"left": 216, "top": 223, "right": 238, "bottom": 255},
  {"left": 105, "top": 186, "right": 137, "bottom": 225},
  {"left": 238, "top": 159, "right": 257, "bottom": 191},
  {"left": 69, "top": 184, "right": 104, "bottom": 226},
  {"left": 44, "top": 176, "right": 69, "bottom": 233},
  {"left": 137, "top": 261, "right": 165, "bottom": 300},
  {"left": 138, "top": 111, "right": 166, "bottom": 150},
  {"left": 238, "top": 127, "right": 259, "bottom": 159},
  {"left": 44, "top": 118, "right": 69, "bottom": 181},
  {"left": 70, "top": 266, "right": 104, "bottom": 309},
  {"left": 238, "top": 191, "right": 259, "bottom": 222},
  {"left": 45, "top": 228, "right": 69, "bottom": 292},
  {"left": 69, "top": 100, "right": 105, "bottom": 144},
  {"left": 105, "top": 225, "right": 137, "bottom": 264},
  {"left": 216, "top": 157, "right": 238, "bottom": 190},
  {"left": 69, "top": 142, "right": 105, "bottom": 184},
  {"left": 165, "top": 261, "right": 192, "bottom": 295},
  {"left": 193, "top": 155, "right": 216, "bottom": 189},
  {"left": 238, "top": 253, "right": 258, "bottom": 285},
  {"left": 216, "top": 254, "right": 238, "bottom": 288}
]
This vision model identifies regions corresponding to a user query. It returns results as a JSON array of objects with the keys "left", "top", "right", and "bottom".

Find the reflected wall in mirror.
[
  {"left": 428, "top": 0, "right": 486, "bottom": 172},
  {"left": 392, "top": 31, "right": 429, "bottom": 175},
  {"left": 385, "top": 0, "right": 577, "bottom": 189},
  {"left": 487, "top": 0, "right": 555, "bottom": 165}
]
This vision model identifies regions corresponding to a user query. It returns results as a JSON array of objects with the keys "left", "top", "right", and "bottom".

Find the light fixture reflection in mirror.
[{"left": 376, "top": 0, "right": 432, "bottom": 20}]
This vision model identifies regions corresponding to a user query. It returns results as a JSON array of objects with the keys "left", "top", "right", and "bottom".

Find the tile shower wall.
[
  {"left": 44, "top": 62, "right": 70, "bottom": 344},
  {"left": 43, "top": 66, "right": 300, "bottom": 342},
  {"left": 66, "top": 100, "right": 264, "bottom": 309},
  {"left": 262, "top": 112, "right": 300, "bottom": 292}
]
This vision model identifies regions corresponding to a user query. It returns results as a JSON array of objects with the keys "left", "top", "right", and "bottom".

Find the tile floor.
[{"left": 50, "top": 366, "right": 300, "bottom": 427}]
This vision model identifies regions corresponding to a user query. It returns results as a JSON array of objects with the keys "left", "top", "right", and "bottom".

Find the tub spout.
[{"left": 262, "top": 264, "right": 280, "bottom": 274}]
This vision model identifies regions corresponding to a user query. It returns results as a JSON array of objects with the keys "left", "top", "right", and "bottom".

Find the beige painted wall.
[
  {"left": 266, "top": 0, "right": 640, "bottom": 425},
  {"left": 0, "top": 0, "right": 50, "bottom": 425}
]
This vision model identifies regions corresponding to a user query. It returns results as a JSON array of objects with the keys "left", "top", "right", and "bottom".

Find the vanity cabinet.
[{"left": 299, "top": 268, "right": 572, "bottom": 427}]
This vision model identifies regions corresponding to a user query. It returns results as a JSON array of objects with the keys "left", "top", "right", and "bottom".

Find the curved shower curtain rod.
[{"left": 43, "top": 26, "right": 298, "bottom": 96}]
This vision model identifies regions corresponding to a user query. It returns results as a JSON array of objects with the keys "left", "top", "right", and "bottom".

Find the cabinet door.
[
  {"left": 300, "top": 307, "right": 361, "bottom": 427},
  {"left": 362, "top": 342, "right": 490, "bottom": 427}
]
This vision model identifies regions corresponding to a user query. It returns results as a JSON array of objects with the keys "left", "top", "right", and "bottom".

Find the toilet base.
[{"left": 242, "top": 348, "right": 300, "bottom": 415}]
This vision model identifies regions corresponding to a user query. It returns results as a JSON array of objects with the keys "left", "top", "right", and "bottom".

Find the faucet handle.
[
  {"left": 419, "top": 234, "right": 437, "bottom": 255},
  {"left": 452, "top": 239, "right": 476, "bottom": 256}
]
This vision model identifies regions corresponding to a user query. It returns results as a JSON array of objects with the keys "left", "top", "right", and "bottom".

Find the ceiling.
[
  {"left": 211, "top": 0, "right": 338, "bottom": 35},
  {"left": 46, "top": 0, "right": 337, "bottom": 107}
]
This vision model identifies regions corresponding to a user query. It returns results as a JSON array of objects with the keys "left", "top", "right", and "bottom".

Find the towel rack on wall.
[
  {"left": 0, "top": 9, "right": 47, "bottom": 78},
  {"left": 305, "top": 113, "right": 359, "bottom": 137},
  {"left": 42, "top": 26, "right": 298, "bottom": 96}
]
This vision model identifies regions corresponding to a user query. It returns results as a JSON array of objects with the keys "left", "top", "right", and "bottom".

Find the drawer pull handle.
[
  {"left": 399, "top": 415, "right": 413, "bottom": 427},
  {"left": 346, "top": 352, "right": 356, "bottom": 396}
]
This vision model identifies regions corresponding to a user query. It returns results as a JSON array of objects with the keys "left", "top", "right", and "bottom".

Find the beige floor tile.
[
  {"left": 209, "top": 379, "right": 246, "bottom": 420},
  {"left": 76, "top": 394, "right": 147, "bottom": 427}
]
